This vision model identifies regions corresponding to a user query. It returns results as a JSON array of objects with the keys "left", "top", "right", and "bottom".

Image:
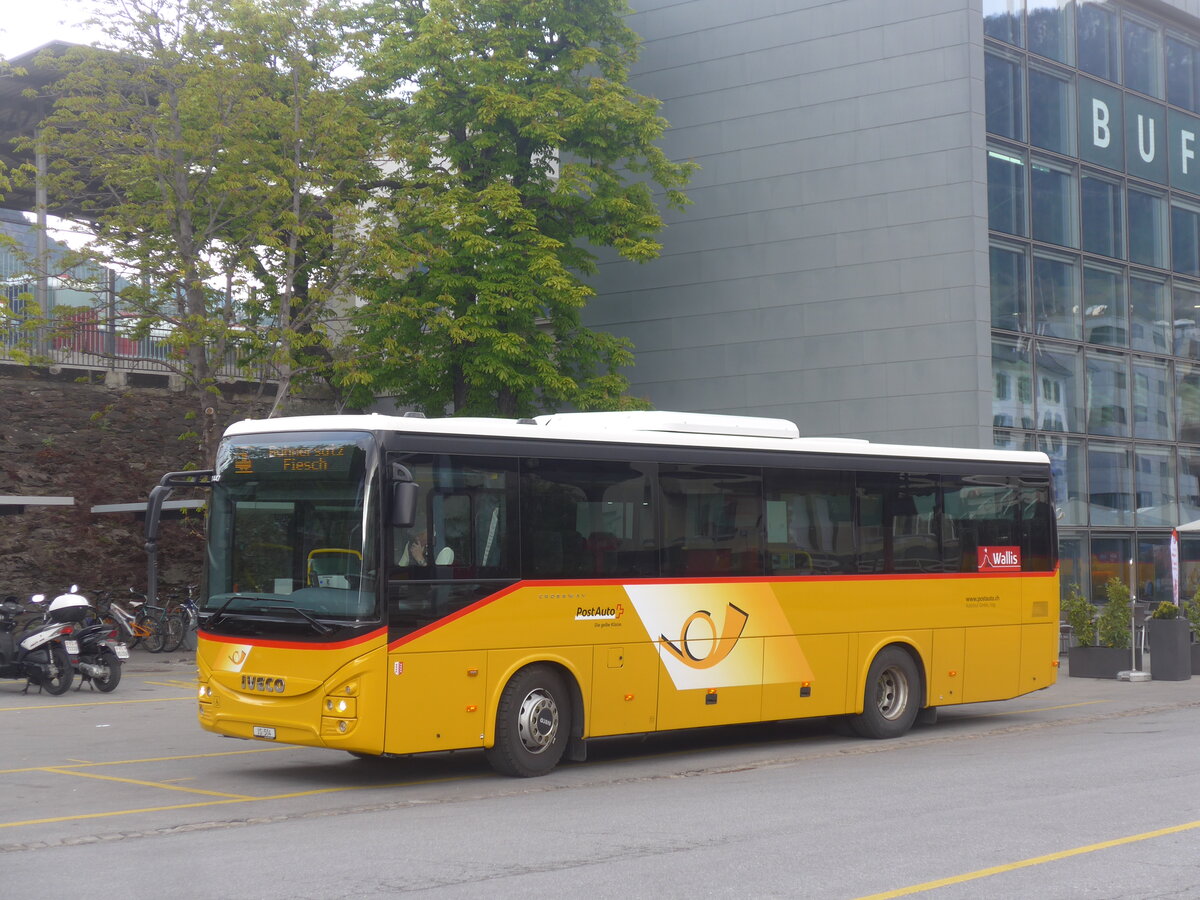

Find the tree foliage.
[
  {"left": 342, "top": 0, "right": 695, "bottom": 416},
  {"left": 14, "top": 0, "right": 694, "bottom": 435},
  {"left": 20, "top": 0, "right": 380, "bottom": 460}
]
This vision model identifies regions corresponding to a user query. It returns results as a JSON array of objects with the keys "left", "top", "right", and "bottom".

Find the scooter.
[
  {"left": 49, "top": 588, "right": 127, "bottom": 692},
  {"left": 0, "top": 594, "right": 76, "bottom": 694}
]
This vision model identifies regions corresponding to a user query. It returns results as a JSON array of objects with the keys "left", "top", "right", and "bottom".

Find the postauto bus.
[{"left": 176, "top": 410, "right": 1057, "bottom": 777}]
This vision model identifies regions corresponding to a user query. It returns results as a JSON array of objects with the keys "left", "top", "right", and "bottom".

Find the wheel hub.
[
  {"left": 876, "top": 667, "right": 909, "bottom": 720},
  {"left": 516, "top": 688, "right": 558, "bottom": 754}
]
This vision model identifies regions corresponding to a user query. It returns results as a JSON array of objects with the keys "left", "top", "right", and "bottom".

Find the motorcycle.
[
  {"left": 0, "top": 594, "right": 76, "bottom": 695},
  {"left": 49, "top": 588, "right": 127, "bottom": 692}
]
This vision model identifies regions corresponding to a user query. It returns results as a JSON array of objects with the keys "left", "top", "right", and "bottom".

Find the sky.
[{"left": 1, "top": 2, "right": 105, "bottom": 60}]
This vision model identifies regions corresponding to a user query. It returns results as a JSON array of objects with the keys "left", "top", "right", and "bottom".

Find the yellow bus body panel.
[
  {"left": 197, "top": 569, "right": 1058, "bottom": 756},
  {"left": 588, "top": 641, "right": 661, "bottom": 736},
  {"left": 197, "top": 630, "right": 389, "bottom": 754}
]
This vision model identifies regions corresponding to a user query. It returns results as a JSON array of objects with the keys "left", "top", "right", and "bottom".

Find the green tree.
[
  {"left": 20, "top": 0, "right": 379, "bottom": 460},
  {"left": 343, "top": 0, "right": 695, "bottom": 416},
  {"left": 215, "top": 0, "right": 382, "bottom": 417}
]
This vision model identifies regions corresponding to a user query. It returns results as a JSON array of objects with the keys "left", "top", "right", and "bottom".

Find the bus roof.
[{"left": 222, "top": 411, "right": 1050, "bottom": 468}]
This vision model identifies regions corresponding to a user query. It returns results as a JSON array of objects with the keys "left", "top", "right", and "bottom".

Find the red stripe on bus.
[
  {"left": 388, "top": 582, "right": 526, "bottom": 650},
  {"left": 198, "top": 626, "right": 387, "bottom": 652}
]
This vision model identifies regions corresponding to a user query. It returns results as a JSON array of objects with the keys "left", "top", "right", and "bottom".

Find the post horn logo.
[{"left": 661, "top": 603, "right": 749, "bottom": 669}]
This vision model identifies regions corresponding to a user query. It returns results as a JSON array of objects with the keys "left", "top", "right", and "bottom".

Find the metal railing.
[{"left": 0, "top": 316, "right": 266, "bottom": 383}]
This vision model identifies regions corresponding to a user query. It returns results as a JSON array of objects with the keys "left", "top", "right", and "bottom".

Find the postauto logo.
[{"left": 575, "top": 604, "right": 624, "bottom": 621}]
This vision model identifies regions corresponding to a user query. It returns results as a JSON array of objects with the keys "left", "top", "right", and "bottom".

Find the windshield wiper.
[
  {"left": 204, "top": 596, "right": 334, "bottom": 635},
  {"left": 237, "top": 598, "right": 334, "bottom": 635},
  {"left": 205, "top": 595, "right": 242, "bottom": 629},
  {"left": 276, "top": 604, "right": 334, "bottom": 635}
]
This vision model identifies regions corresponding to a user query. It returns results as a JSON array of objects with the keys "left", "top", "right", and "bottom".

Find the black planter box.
[
  {"left": 1068, "top": 645, "right": 1140, "bottom": 678},
  {"left": 1148, "top": 619, "right": 1192, "bottom": 681},
  {"left": 1191, "top": 641, "right": 1200, "bottom": 677}
]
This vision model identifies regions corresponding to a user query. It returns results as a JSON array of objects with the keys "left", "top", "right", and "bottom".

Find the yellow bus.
[{"left": 181, "top": 410, "right": 1058, "bottom": 777}]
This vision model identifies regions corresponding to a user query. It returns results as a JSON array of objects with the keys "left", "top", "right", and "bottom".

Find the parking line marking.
[
  {"left": 0, "top": 775, "right": 483, "bottom": 830},
  {"left": 854, "top": 818, "right": 1200, "bottom": 899},
  {"left": 0, "top": 798, "right": 251, "bottom": 829},
  {"left": 0, "top": 745, "right": 297, "bottom": 776},
  {"left": 0, "top": 696, "right": 194, "bottom": 712},
  {"left": 44, "top": 768, "right": 256, "bottom": 800},
  {"left": 967, "top": 699, "right": 1109, "bottom": 718}
]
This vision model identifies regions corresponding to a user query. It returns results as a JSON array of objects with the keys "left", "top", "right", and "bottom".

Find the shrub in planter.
[
  {"left": 1069, "top": 579, "right": 1135, "bottom": 678},
  {"left": 1061, "top": 584, "right": 1095, "bottom": 647},
  {"left": 1152, "top": 600, "right": 1180, "bottom": 619},
  {"left": 1184, "top": 592, "right": 1200, "bottom": 635},
  {"left": 1096, "top": 578, "right": 1132, "bottom": 649},
  {"left": 1183, "top": 591, "right": 1200, "bottom": 676},
  {"left": 1147, "top": 600, "right": 1191, "bottom": 681}
]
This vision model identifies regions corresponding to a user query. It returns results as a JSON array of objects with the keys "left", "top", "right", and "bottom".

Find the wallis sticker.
[{"left": 977, "top": 546, "right": 1022, "bottom": 572}]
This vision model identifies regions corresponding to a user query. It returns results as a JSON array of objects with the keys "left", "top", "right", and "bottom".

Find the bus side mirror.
[
  {"left": 390, "top": 463, "right": 419, "bottom": 528},
  {"left": 392, "top": 483, "right": 418, "bottom": 528}
]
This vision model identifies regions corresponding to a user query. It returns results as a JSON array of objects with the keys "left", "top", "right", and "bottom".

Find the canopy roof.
[
  {"left": 0, "top": 495, "right": 74, "bottom": 515},
  {"left": 1, "top": 41, "right": 97, "bottom": 218}
]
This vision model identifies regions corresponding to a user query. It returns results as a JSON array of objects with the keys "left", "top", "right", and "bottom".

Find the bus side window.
[
  {"left": 658, "top": 464, "right": 764, "bottom": 577},
  {"left": 387, "top": 455, "right": 518, "bottom": 580},
  {"left": 855, "top": 477, "right": 887, "bottom": 573},
  {"left": 1020, "top": 480, "right": 1056, "bottom": 571},
  {"left": 943, "top": 476, "right": 1021, "bottom": 571},
  {"left": 521, "top": 458, "right": 656, "bottom": 578},
  {"left": 891, "top": 474, "right": 940, "bottom": 573},
  {"left": 763, "top": 468, "right": 854, "bottom": 575}
]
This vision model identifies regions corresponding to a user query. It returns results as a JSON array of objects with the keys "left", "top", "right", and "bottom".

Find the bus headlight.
[
  {"left": 324, "top": 696, "right": 356, "bottom": 716},
  {"left": 198, "top": 684, "right": 213, "bottom": 703}
]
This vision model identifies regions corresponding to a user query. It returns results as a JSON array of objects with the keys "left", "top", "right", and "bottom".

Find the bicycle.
[
  {"left": 95, "top": 589, "right": 174, "bottom": 652},
  {"left": 93, "top": 589, "right": 145, "bottom": 649},
  {"left": 160, "top": 585, "right": 199, "bottom": 653}
]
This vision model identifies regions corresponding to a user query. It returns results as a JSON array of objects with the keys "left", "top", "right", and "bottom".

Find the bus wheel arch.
[
  {"left": 485, "top": 662, "right": 579, "bottom": 777},
  {"left": 847, "top": 643, "right": 925, "bottom": 740}
]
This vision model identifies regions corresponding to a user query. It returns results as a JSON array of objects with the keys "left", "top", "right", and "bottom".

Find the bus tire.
[
  {"left": 848, "top": 646, "right": 920, "bottom": 739},
  {"left": 486, "top": 665, "right": 571, "bottom": 778}
]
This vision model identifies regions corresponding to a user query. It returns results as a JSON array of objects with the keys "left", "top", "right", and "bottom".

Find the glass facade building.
[{"left": 985, "top": 0, "right": 1200, "bottom": 601}]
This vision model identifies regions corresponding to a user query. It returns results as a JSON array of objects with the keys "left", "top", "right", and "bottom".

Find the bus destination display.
[{"left": 221, "top": 441, "right": 357, "bottom": 478}]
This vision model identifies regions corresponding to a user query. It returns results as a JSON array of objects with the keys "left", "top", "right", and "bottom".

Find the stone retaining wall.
[{"left": 0, "top": 368, "right": 332, "bottom": 598}]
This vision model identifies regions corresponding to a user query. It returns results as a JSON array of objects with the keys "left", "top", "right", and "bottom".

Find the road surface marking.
[{"left": 855, "top": 819, "right": 1200, "bottom": 899}]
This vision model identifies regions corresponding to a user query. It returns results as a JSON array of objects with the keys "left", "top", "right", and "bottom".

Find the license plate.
[
  {"left": 64, "top": 640, "right": 79, "bottom": 655},
  {"left": 114, "top": 644, "right": 130, "bottom": 660},
  {"left": 252, "top": 726, "right": 276, "bottom": 740}
]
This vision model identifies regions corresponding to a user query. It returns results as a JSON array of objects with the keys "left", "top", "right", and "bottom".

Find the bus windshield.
[{"left": 204, "top": 431, "right": 379, "bottom": 631}]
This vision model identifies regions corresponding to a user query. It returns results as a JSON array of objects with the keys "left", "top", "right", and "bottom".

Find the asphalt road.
[{"left": 2, "top": 651, "right": 1199, "bottom": 899}]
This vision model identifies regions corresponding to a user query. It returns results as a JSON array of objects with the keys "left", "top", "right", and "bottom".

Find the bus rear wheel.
[
  {"left": 486, "top": 665, "right": 571, "bottom": 778},
  {"left": 848, "top": 646, "right": 921, "bottom": 739}
]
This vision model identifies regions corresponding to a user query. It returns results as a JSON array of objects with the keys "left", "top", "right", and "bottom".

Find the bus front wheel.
[
  {"left": 486, "top": 665, "right": 572, "bottom": 777},
  {"left": 848, "top": 646, "right": 921, "bottom": 739}
]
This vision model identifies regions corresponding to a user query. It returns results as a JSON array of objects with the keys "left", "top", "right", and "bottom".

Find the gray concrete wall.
[{"left": 587, "top": 0, "right": 994, "bottom": 448}]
